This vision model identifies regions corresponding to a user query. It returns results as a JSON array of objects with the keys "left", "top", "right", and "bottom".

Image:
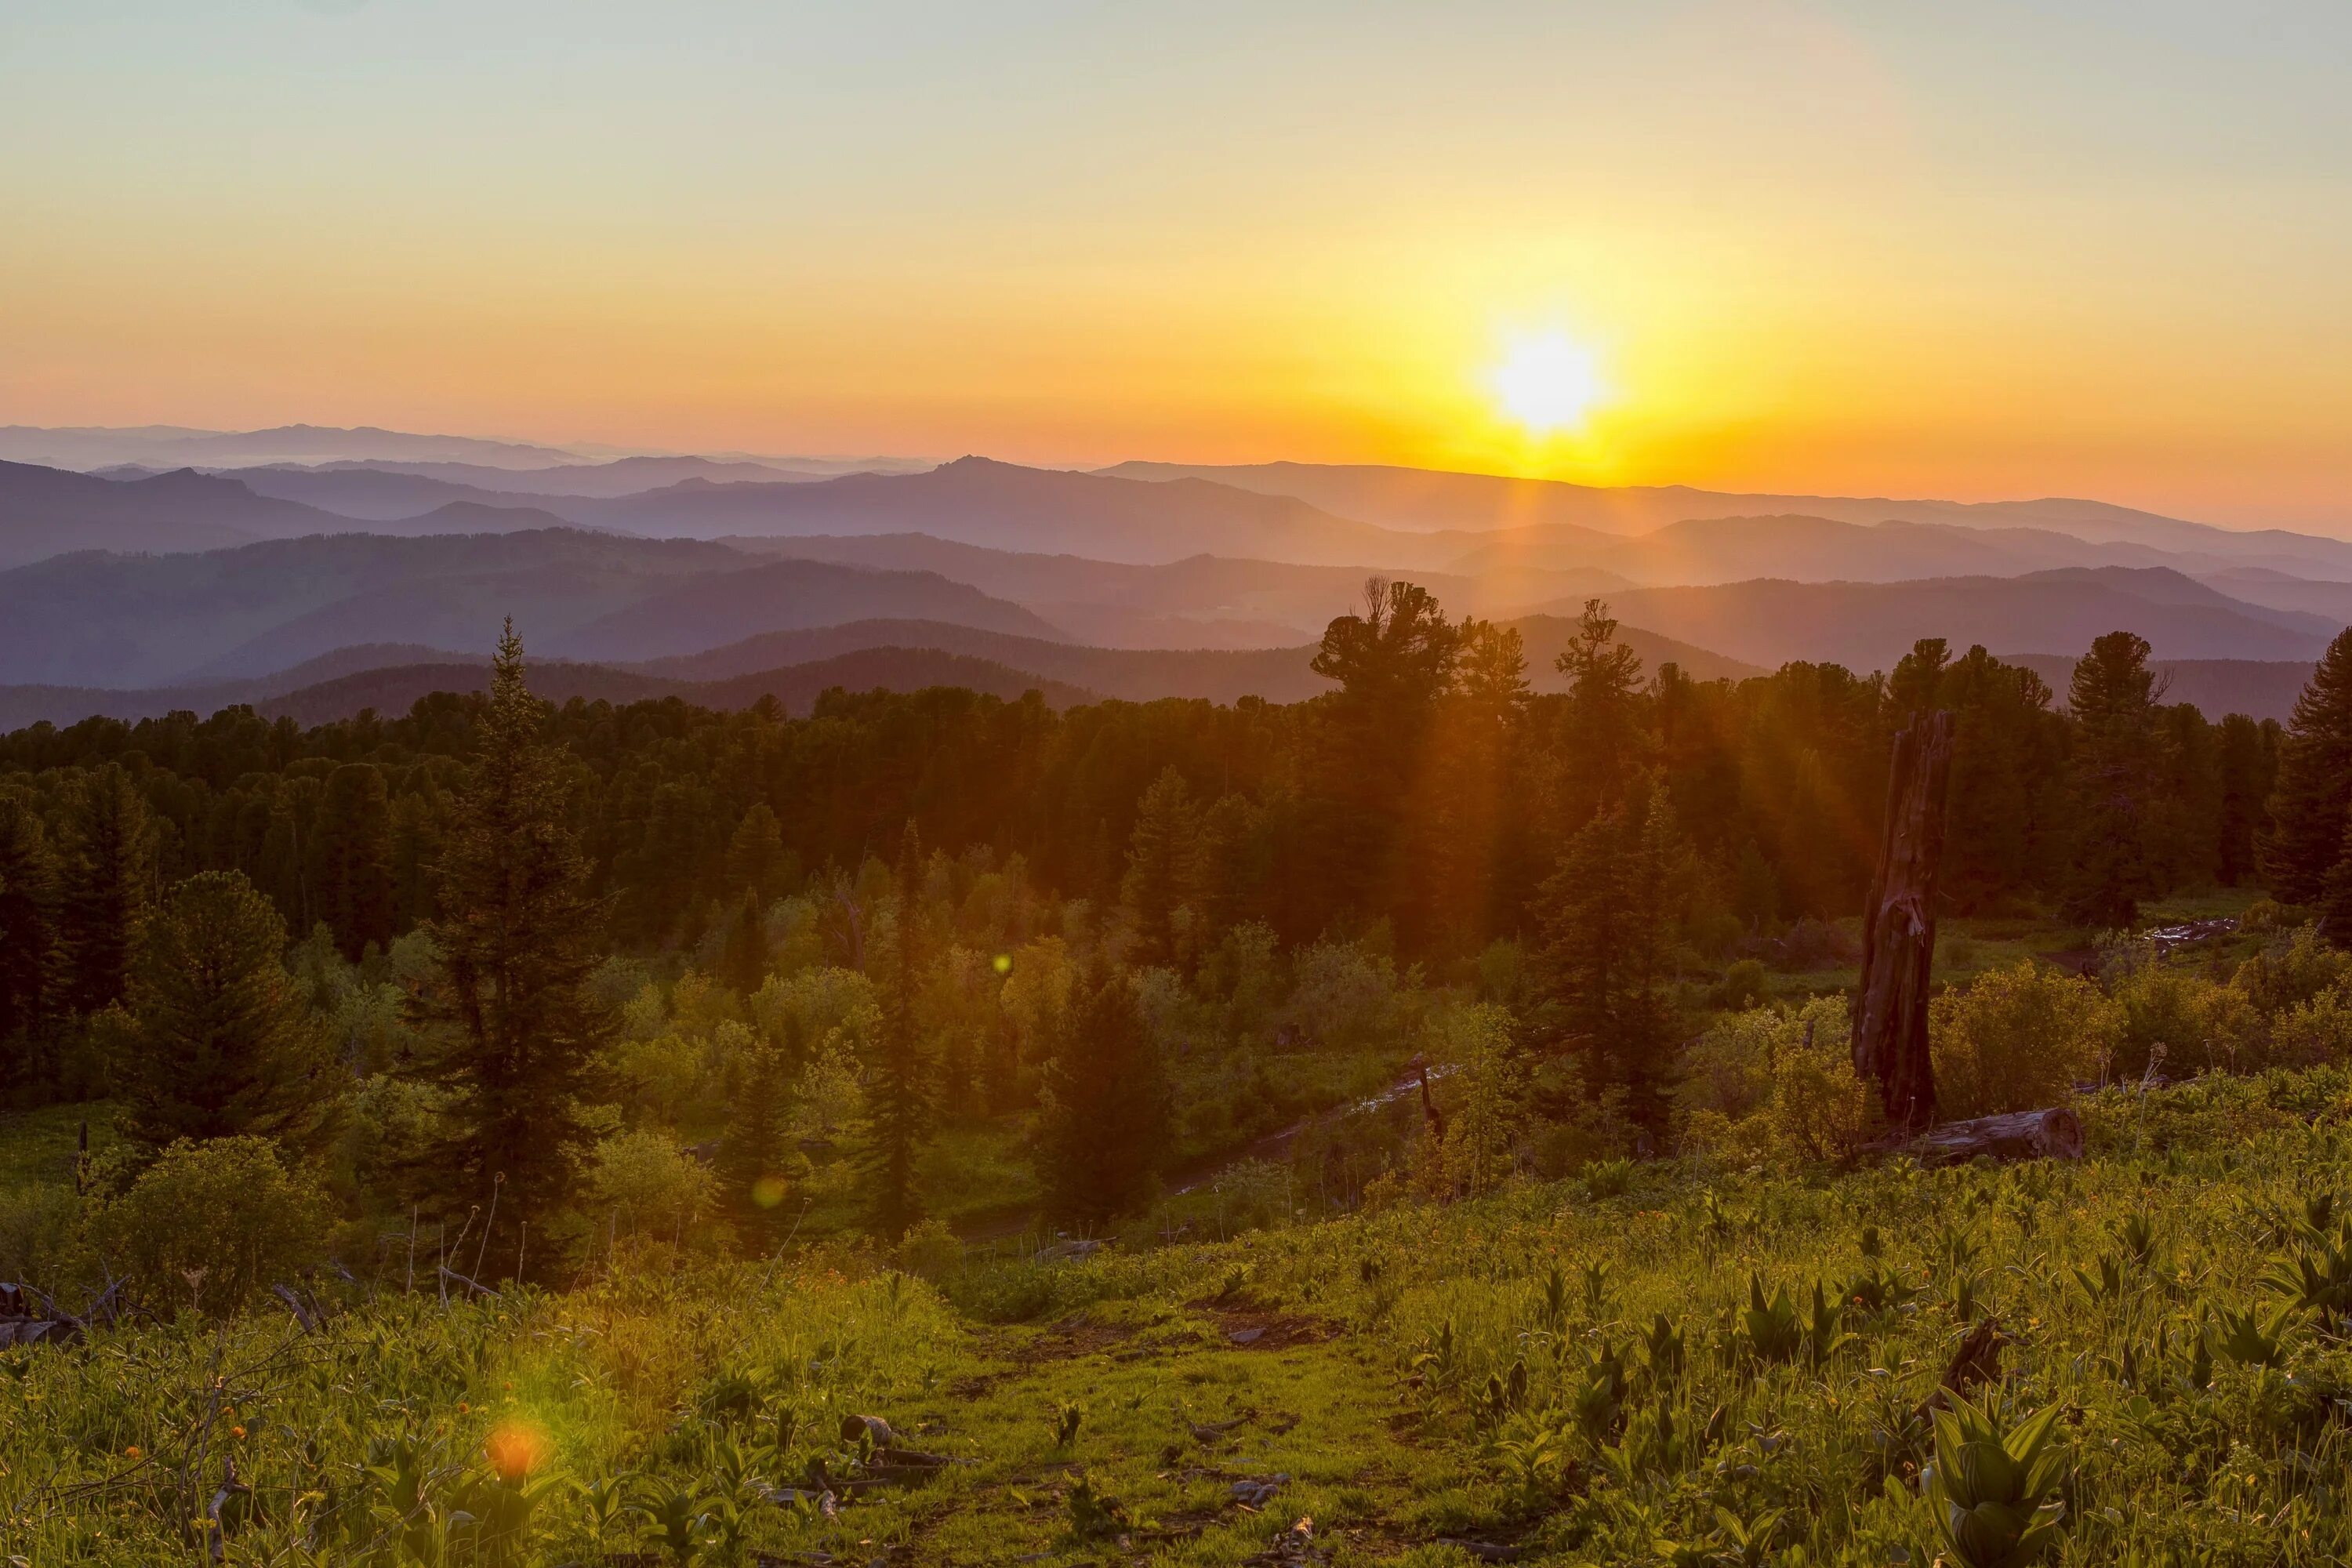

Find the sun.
[{"left": 1489, "top": 330, "right": 1606, "bottom": 434}]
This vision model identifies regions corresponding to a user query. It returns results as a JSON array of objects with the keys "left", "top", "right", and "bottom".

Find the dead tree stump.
[{"left": 1851, "top": 709, "right": 1955, "bottom": 1133}]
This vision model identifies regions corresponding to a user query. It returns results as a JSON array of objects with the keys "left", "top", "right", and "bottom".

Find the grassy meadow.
[{"left": 12, "top": 1058, "right": 2352, "bottom": 1566}]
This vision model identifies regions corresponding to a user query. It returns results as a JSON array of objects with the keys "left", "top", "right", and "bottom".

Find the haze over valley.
[{"left": 3, "top": 426, "right": 2347, "bottom": 729}]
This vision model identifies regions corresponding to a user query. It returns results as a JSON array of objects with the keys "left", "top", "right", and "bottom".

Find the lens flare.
[{"left": 485, "top": 1419, "right": 548, "bottom": 1483}]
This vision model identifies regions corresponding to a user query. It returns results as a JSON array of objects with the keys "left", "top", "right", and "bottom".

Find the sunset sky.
[{"left": 4, "top": 2, "right": 2348, "bottom": 528}]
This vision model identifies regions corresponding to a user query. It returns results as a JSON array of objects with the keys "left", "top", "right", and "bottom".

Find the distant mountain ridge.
[
  {"left": 0, "top": 529, "right": 1061, "bottom": 688},
  {"left": 1104, "top": 460, "right": 2352, "bottom": 575}
]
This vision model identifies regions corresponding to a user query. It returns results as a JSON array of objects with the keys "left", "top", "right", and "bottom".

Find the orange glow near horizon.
[{"left": 2, "top": 6, "right": 2347, "bottom": 531}]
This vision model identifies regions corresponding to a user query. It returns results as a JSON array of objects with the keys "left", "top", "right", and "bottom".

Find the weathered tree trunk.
[
  {"left": 1851, "top": 709, "right": 1955, "bottom": 1132},
  {"left": 1882, "top": 1105, "right": 2085, "bottom": 1166}
]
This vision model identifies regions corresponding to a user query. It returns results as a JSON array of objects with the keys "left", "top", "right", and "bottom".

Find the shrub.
[
  {"left": 895, "top": 1217, "right": 964, "bottom": 1281},
  {"left": 1931, "top": 960, "right": 2121, "bottom": 1116},
  {"left": 1714, "top": 959, "right": 1769, "bottom": 1012},
  {"left": 2232, "top": 927, "right": 2349, "bottom": 1018},
  {"left": 583, "top": 1131, "right": 720, "bottom": 1248},
  {"left": 1676, "top": 996, "right": 1864, "bottom": 1164},
  {"left": 94, "top": 1136, "right": 332, "bottom": 1316},
  {"left": 1769, "top": 1033, "right": 1872, "bottom": 1162},
  {"left": 2268, "top": 983, "right": 2352, "bottom": 1069}
]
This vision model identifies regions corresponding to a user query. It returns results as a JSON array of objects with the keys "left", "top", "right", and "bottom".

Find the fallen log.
[{"left": 1876, "top": 1106, "right": 2084, "bottom": 1166}]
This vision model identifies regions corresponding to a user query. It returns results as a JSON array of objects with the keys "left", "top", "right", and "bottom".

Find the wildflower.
[
  {"left": 230, "top": 1425, "right": 246, "bottom": 1440},
  {"left": 124, "top": 1446, "right": 141, "bottom": 1461}
]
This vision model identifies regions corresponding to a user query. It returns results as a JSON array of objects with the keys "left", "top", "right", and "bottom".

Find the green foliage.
[
  {"left": 119, "top": 869, "right": 343, "bottom": 1156},
  {"left": 405, "top": 624, "right": 613, "bottom": 1265},
  {"left": 1931, "top": 959, "right": 2120, "bottom": 1116},
  {"left": 93, "top": 1134, "right": 332, "bottom": 1315},
  {"left": 1037, "top": 966, "right": 1171, "bottom": 1229},
  {"left": 1923, "top": 1396, "right": 2069, "bottom": 1568}
]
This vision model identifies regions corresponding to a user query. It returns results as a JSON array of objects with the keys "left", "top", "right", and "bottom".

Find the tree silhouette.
[
  {"left": 59, "top": 763, "right": 154, "bottom": 1015},
  {"left": 859, "top": 822, "right": 933, "bottom": 1240},
  {"left": 2063, "top": 631, "right": 2161, "bottom": 927},
  {"left": 1038, "top": 964, "right": 1171, "bottom": 1230},
  {"left": 407, "top": 622, "right": 612, "bottom": 1272},
  {"left": 2263, "top": 627, "right": 2352, "bottom": 909},
  {"left": 122, "top": 870, "right": 341, "bottom": 1157}
]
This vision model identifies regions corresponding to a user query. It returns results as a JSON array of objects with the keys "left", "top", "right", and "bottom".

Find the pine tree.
[
  {"left": 2214, "top": 713, "right": 2273, "bottom": 888},
  {"left": 724, "top": 801, "right": 789, "bottom": 904},
  {"left": 720, "top": 884, "right": 768, "bottom": 996},
  {"left": 859, "top": 822, "right": 932, "bottom": 1240},
  {"left": 0, "top": 793, "right": 60, "bottom": 1085},
  {"left": 1533, "top": 788, "right": 1679, "bottom": 1131},
  {"left": 1120, "top": 767, "right": 1196, "bottom": 967},
  {"left": 314, "top": 763, "right": 395, "bottom": 960},
  {"left": 2063, "top": 631, "right": 2161, "bottom": 927},
  {"left": 2262, "top": 628, "right": 2352, "bottom": 906},
  {"left": 121, "top": 870, "right": 342, "bottom": 1156},
  {"left": 720, "top": 1016, "right": 796, "bottom": 1248},
  {"left": 408, "top": 622, "right": 612, "bottom": 1270},
  {"left": 1555, "top": 599, "right": 1647, "bottom": 827},
  {"left": 59, "top": 764, "right": 155, "bottom": 1014},
  {"left": 1038, "top": 965, "right": 1171, "bottom": 1230}
]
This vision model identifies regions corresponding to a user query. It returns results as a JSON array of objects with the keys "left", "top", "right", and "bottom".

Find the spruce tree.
[
  {"left": 1532, "top": 788, "right": 1679, "bottom": 1131},
  {"left": 1555, "top": 599, "right": 1647, "bottom": 827},
  {"left": 121, "top": 870, "right": 341, "bottom": 1156},
  {"left": 408, "top": 622, "right": 612, "bottom": 1271},
  {"left": 1038, "top": 964, "right": 1171, "bottom": 1230},
  {"left": 2062, "top": 631, "right": 2161, "bottom": 927},
  {"left": 720, "top": 1014, "right": 796, "bottom": 1248},
  {"left": 2214, "top": 713, "right": 2271, "bottom": 887},
  {"left": 859, "top": 822, "right": 932, "bottom": 1240},
  {"left": 1120, "top": 767, "right": 1196, "bottom": 967},
  {"left": 720, "top": 884, "right": 768, "bottom": 996},
  {"left": 724, "top": 802, "right": 789, "bottom": 905},
  {"left": 2262, "top": 627, "right": 2352, "bottom": 906},
  {"left": 0, "top": 793, "right": 60, "bottom": 1085},
  {"left": 59, "top": 764, "right": 155, "bottom": 1015},
  {"left": 315, "top": 763, "right": 395, "bottom": 960}
]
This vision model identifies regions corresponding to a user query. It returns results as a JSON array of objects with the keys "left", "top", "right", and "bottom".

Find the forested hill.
[{"left": 0, "top": 600, "right": 2288, "bottom": 968}]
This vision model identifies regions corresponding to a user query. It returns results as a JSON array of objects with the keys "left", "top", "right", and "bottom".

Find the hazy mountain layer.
[
  {"left": 0, "top": 530, "right": 1058, "bottom": 688},
  {"left": 1103, "top": 459, "right": 2352, "bottom": 574},
  {"left": 1569, "top": 569, "right": 2333, "bottom": 671},
  {"left": 0, "top": 423, "right": 585, "bottom": 471}
]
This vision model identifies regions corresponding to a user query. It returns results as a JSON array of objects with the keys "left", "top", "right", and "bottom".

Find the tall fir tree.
[
  {"left": 2262, "top": 627, "right": 2352, "bottom": 907},
  {"left": 1555, "top": 599, "right": 1648, "bottom": 829},
  {"left": 408, "top": 622, "right": 612, "bottom": 1272},
  {"left": 0, "top": 792, "right": 60, "bottom": 1084},
  {"left": 1120, "top": 766, "right": 1197, "bottom": 968},
  {"left": 2062, "top": 631, "right": 2161, "bottom": 927},
  {"left": 720, "top": 1012, "right": 797, "bottom": 1249},
  {"left": 720, "top": 884, "right": 768, "bottom": 996},
  {"left": 859, "top": 822, "right": 932, "bottom": 1240},
  {"left": 1038, "top": 964, "right": 1171, "bottom": 1230},
  {"left": 2214, "top": 713, "right": 2274, "bottom": 888},
  {"left": 314, "top": 763, "right": 395, "bottom": 960},
  {"left": 121, "top": 870, "right": 342, "bottom": 1156},
  {"left": 59, "top": 764, "right": 155, "bottom": 1015},
  {"left": 1533, "top": 787, "right": 1680, "bottom": 1132},
  {"left": 724, "top": 801, "right": 790, "bottom": 906}
]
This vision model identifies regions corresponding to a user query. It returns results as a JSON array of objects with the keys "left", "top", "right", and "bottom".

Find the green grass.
[
  {"left": 18, "top": 1064, "right": 2352, "bottom": 1563},
  {"left": 0, "top": 1099, "right": 115, "bottom": 1189}
]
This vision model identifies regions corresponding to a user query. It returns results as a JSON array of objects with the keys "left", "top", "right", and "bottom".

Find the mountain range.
[{"left": 1, "top": 423, "right": 2347, "bottom": 733}]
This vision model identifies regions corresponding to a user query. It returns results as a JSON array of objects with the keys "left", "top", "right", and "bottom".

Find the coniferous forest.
[{"left": 16, "top": 588, "right": 2352, "bottom": 1563}]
